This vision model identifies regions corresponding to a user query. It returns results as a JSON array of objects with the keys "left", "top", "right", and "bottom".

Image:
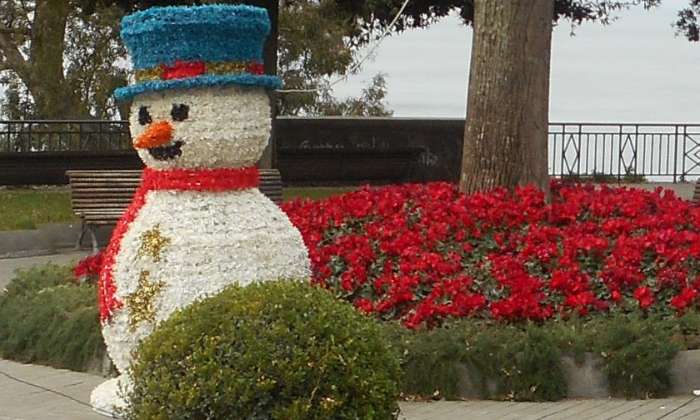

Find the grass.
[
  {"left": 0, "top": 188, "right": 77, "bottom": 231},
  {"left": 0, "top": 186, "right": 355, "bottom": 231}
]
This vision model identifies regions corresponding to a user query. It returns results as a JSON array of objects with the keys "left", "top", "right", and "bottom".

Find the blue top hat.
[{"left": 114, "top": 4, "right": 282, "bottom": 102}]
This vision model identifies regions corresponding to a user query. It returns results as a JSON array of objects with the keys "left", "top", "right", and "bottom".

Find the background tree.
[
  {"left": 331, "top": 0, "right": 684, "bottom": 194},
  {"left": 676, "top": 0, "right": 700, "bottom": 41},
  {"left": 0, "top": 0, "right": 128, "bottom": 119},
  {"left": 0, "top": 0, "right": 392, "bottom": 119},
  {"left": 460, "top": 0, "right": 553, "bottom": 195},
  {"left": 276, "top": 0, "right": 392, "bottom": 116}
]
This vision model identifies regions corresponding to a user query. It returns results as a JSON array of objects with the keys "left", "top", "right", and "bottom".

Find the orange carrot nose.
[{"left": 133, "top": 120, "right": 173, "bottom": 149}]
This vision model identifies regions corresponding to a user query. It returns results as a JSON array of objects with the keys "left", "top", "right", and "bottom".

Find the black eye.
[
  {"left": 138, "top": 106, "right": 152, "bottom": 126},
  {"left": 171, "top": 104, "right": 189, "bottom": 122}
]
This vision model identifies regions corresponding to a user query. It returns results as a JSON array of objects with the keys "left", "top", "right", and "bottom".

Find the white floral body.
[{"left": 91, "top": 85, "right": 310, "bottom": 415}]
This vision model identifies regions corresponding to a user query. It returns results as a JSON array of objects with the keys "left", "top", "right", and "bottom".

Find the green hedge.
[
  {"left": 387, "top": 321, "right": 567, "bottom": 401},
  {"left": 122, "top": 281, "right": 402, "bottom": 420},
  {"left": 390, "top": 314, "right": 695, "bottom": 400},
  {"left": 0, "top": 264, "right": 105, "bottom": 372}
]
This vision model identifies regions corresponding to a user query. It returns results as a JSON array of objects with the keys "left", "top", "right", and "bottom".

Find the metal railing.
[
  {"left": 0, "top": 120, "right": 131, "bottom": 153},
  {"left": 549, "top": 123, "right": 700, "bottom": 182},
  {"left": 3, "top": 120, "right": 700, "bottom": 182}
]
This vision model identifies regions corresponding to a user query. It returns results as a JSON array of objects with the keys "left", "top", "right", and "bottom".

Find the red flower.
[
  {"left": 671, "top": 287, "right": 698, "bottom": 312},
  {"left": 353, "top": 298, "right": 374, "bottom": 314},
  {"left": 633, "top": 286, "right": 654, "bottom": 309},
  {"left": 281, "top": 180, "right": 700, "bottom": 328}
]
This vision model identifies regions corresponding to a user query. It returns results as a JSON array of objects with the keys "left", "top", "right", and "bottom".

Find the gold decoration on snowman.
[
  {"left": 89, "top": 5, "right": 310, "bottom": 416},
  {"left": 137, "top": 225, "right": 170, "bottom": 262}
]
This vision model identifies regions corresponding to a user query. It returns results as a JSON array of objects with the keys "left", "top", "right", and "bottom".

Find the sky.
[{"left": 332, "top": 0, "right": 699, "bottom": 122}]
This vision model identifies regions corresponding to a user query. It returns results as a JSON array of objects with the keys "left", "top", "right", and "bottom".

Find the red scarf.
[{"left": 98, "top": 167, "right": 259, "bottom": 322}]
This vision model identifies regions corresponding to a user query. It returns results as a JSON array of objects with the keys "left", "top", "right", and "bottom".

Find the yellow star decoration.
[
  {"left": 125, "top": 270, "right": 166, "bottom": 332},
  {"left": 138, "top": 224, "right": 171, "bottom": 262}
]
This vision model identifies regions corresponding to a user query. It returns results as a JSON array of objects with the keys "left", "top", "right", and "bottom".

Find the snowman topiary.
[{"left": 90, "top": 5, "right": 310, "bottom": 416}]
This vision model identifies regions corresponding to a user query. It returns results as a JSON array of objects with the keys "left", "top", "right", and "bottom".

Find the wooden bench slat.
[
  {"left": 72, "top": 197, "right": 134, "bottom": 202},
  {"left": 72, "top": 203, "right": 132, "bottom": 207},
  {"left": 73, "top": 205, "right": 130, "bottom": 210},
  {"left": 67, "top": 170, "right": 143, "bottom": 175},
  {"left": 70, "top": 179, "right": 141, "bottom": 183},
  {"left": 67, "top": 169, "right": 284, "bottom": 237},
  {"left": 83, "top": 213, "right": 124, "bottom": 217},
  {"left": 79, "top": 210, "right": 128, "bottom": 214},
  {"left": 71, "top": 184, "right": 140, "bottom": 189},
  {"left": 71, "top": 188, "right": 141, "bottom": 193}
]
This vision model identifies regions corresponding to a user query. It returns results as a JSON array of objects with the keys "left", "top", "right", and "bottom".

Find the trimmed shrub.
[
  {"left": 464, "top": 323, "right": 567, "bottom": 401},
  {"left": 123, "top": 281, "right": 401, "bottom": 420},
  {"left": 389, "top": 315, "right": 694, "bottom": 402},
  {"left": 0, "top": 264, "right": 105, "bottom": 372},
  {"left": 390, "top": 321, "right": 567, "bottom": 401},
  {"left": 594, "top": 314, "right": 680, "bottom": 398},
  {"left": 384, "top": 322, "right": 468, "bottom": 399}
]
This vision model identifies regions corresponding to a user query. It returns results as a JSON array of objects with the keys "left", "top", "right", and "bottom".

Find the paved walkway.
[
  {"left": 1, "top": 358, "right": 700, "bottom": 420},
  {"left": 0, "top": 359, "right": 105, "bottom": 420},
  {"left": 0, "top": 250, "right": 88, "bottom": 291},
  {"left": 400, "top": 398, "right": 700, "bottom": 419}
]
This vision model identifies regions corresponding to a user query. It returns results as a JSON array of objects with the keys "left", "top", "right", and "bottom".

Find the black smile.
[{"left": 148, "top": 141, "right": 184, "bottom": 161}]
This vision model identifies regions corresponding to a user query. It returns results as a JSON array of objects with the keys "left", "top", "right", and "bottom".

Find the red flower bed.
[{"left": 282, "top": 181, "right": 700, "bottom": 328}]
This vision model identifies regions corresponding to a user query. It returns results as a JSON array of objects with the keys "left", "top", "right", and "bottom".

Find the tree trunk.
[
  {"left": 27, "top": 0, "right": 84, "bottom": 119},
  {"left": 459, "top": 0, "right": 553, "bottom": 196}
]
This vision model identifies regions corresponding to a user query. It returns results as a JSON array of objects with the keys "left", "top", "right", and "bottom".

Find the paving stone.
[
  {"left": 0, "top": 359, "right": 104, "bottom": 420},
  {"left": 658, "top": 397, "right": 700, "bottom": 419},
  {"left": 5, "top": 357, "right": 700, "bottom": 420},
  {"left": 559, "top": 399, "right": 629, "bottom": 419},
  {"left": 612, "top": 398, "right": 694, "bottom": 420}
]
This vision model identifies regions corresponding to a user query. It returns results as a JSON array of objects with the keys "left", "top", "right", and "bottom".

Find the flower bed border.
[{"left": 452, "top": 349, "right": 700, "bottom": 399}]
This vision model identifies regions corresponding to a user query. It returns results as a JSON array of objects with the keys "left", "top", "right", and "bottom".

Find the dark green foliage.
[
  {"left": 675, "top": 311, "right": 700, "bottom": 350},
  {"left": 1, "top": 263, "right": 71, "bottom": 296},
  {"left": 384, "top": 322, "right": 468, "bottom": 399},
  {"left": 593, "top": 314, "right": 680, "bottom": 399},
  {"left": 328, "top": 0, "right": 662, "bottom": 43},
  {"left": 464, "top": 324, "right": 567, "bottom": 401},
  {"left": 0, "top": 264, "right": 105, "bottom": 372},
  {"left": 388, "top": 315, "right": 694, "bottom": 402},
  {"left": 122, "top": 281, "right": 401, "bottom": 420},
  {"left": 560, "top": 171, "right": 648, "bottom": 184},
  {"left": 387, "top": 321, "right": 567, "bottom": 401},
  {"left": 676, "top": 0, "right": 700, "bottom": 41}
]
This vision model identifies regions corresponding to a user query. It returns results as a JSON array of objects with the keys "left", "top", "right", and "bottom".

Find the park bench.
[{"left": 66, "top": 169, "right": 283, "bottom": 252}]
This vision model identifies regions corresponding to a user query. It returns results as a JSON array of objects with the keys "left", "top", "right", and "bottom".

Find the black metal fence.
[
  {"left": 3, "top": 119, "right": 700, "bottom": 183},
  {"left": 0, "top": 120, "right": 131, "bottom": 153},
  {"left": 550, "top": 123, "right": 700, "bottom": 183}
]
